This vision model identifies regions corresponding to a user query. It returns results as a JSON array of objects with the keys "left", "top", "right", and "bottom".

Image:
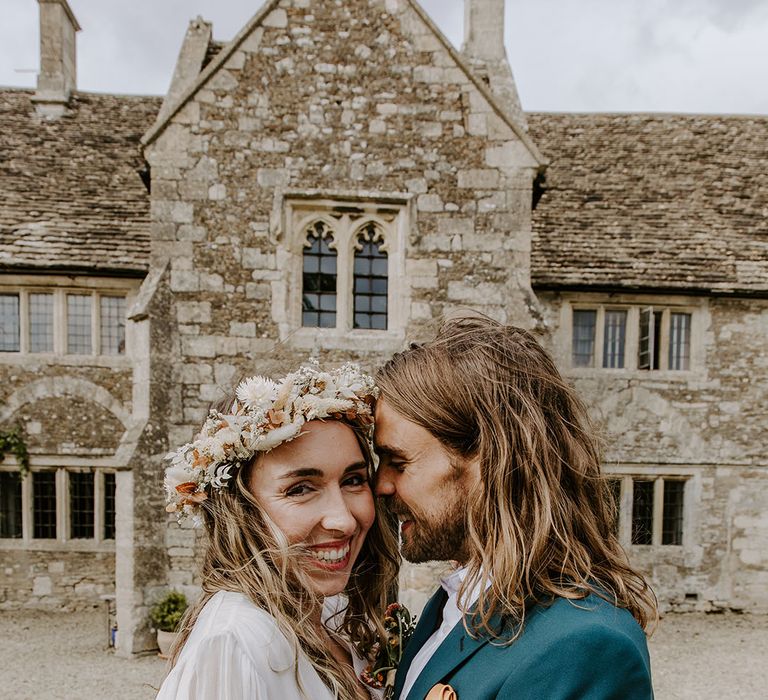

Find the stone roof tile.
[
  {"left": 527, "top": 113, "right": 768, "bottom": 295},
  {"left": 0, "top": 89, "right": 161, "bottom": 275}
]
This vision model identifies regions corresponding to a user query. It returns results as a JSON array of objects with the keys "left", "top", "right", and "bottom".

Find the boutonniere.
[
  {"left": 425, "top": 683, "right": 458, "bottom": 700},
  {"left": 360, "top": 602, "right": 417, "bottom": 699}
]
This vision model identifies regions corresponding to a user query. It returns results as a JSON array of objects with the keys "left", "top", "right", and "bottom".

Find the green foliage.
[
  {"left": 0, "top": 426, "right": 30, "bottom": 478},
  {"left": 149, "top": 591, "right": 188, "bottom": 632}
]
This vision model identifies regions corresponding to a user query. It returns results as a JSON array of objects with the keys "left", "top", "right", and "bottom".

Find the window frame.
[
  {"left": 606, "top": 471, "right": 692, "bottom": 549},
  {"left": 0, "top": 276, "right": 136, "bottom": 364},
  {"left": 277, "top": 194, "right": 409, "bottom": 351},
  {"left": 0, "top": 465, "right": 117, "bottom": 552},
  {"left": 565, "top": 299, "right": 700, "bottom": 375}
]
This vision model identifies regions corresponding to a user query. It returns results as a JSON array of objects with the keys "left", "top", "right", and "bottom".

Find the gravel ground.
[{"left": 1, "top": 608, "right": 766, "bottom": 699}]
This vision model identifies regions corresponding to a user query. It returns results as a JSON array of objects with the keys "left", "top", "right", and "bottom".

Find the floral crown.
[{"left": 164, "top": 361, "right": 378, "bottom": 526}]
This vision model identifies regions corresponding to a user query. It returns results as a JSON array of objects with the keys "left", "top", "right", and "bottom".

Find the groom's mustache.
[{"left": 380, "top": 496, "right": 415, "bottom": 521}]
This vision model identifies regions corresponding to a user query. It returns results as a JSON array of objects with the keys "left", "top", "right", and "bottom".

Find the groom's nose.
[{"left": 374, "top": 464, "right": 396, "bottom": 497}]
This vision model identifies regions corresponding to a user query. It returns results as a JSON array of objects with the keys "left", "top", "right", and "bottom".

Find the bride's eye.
[
  {"left": 285, "top": 483, "right": 314, "bottom": 497},
  {"left": 343, "top": 473, "right": 369, "bottom": 488}
]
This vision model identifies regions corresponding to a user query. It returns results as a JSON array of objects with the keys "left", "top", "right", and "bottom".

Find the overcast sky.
[{"left": 1, "top": 0, "right": 767, "bottom": 114}]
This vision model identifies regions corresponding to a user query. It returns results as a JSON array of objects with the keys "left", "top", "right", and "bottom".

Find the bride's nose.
[{"left": 320, "top": 488, "right": 357, "bottom": 535}]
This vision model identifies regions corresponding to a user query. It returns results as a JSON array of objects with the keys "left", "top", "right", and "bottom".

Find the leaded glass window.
[
  {"left": 669, "top": 312, "right": 691, "bottom": 371},
  {"left": 100, "top": 296, "right": 126, "bottom": 355},
  {"left": 631, "top": 479, "right": 654, "bottom": 545},
  {"left": 572, "top": 310, "right": 596, "bottom": 367},
  {"left": 67, "top": 294, "right": 92, "bottom": 354},
  {"left": 33, "top": 471, "right": 57, "bottom": 539},
  {"left": 70, "top": 471, "right": 95, "bottom": 539},
  {"left": 662, "top": 480, "right": 685, "bottom": 545},
  {"left": 0, "top": 472, "right": 22, "bottom": 538},
  {"left": 29, "top": 293, "right": 54, "bottom": 353},
  {"left": 353, "top": 223, "right": 388, "bottom": 330},
  {"left": 302, "top": 222, "right": 337, "bottom": 328},
  {"left": 104, "top": 472, "right": 116, "bottom": 540},
  {"left": 0, "top": 293, "right": 20, "bottom": 352},
  {"left": 603, "top": 310, "right": 627, "bottom": 369}
]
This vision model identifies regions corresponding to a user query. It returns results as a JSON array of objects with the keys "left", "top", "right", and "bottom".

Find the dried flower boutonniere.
[{"left": 360, "top": 602, "right": 417, "bottom": 698}]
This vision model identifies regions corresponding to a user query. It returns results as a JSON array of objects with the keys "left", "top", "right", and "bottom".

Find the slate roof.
[
  {"left": 0, "top": 89, "right": 160, "bottom": 276},
  {"left": 527, "top": 113, "right": 768, "bottom": 295}
]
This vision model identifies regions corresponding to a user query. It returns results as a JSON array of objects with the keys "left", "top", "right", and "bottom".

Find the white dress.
[{"left": 156, "top": 590, "right": 382, "bottom": 700}]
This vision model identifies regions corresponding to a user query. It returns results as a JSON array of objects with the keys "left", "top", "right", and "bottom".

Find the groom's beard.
[{"left": 386, "top": 496, "right": 469, "bottom": 564}]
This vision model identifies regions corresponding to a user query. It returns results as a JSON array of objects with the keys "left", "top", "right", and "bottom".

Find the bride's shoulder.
[{"left": 194, "top": 591, "right": 295, "bottom": 668}]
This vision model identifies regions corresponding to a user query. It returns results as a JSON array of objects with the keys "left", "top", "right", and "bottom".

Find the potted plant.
[{"left": 149, "top": 591, "right": 188, "bottom": 658}]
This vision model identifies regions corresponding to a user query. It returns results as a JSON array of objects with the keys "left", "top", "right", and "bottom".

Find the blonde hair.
[
  {"left": 377, "top": 316, "right": 657, "bottom": 641},
  {"left": 169, "top": 418, "right": 399, "bottom": 699}
]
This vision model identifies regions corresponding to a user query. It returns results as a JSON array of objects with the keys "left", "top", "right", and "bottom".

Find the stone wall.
[
  {"left": 0, "top": 549, "right": 114, "bottom": 610},
  {"left": 140, "top": 0, "right": 539, "bottom": 622},
  {"left": 539, "top": 291, "right": 768, "bottom": 612}
]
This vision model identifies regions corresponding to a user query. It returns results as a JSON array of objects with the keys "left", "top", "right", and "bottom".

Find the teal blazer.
[{"left": 393, "top": 590, "right": 653, "bottom": 700}]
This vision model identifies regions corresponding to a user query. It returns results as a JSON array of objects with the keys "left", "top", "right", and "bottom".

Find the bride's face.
[{"left": 248, "top": 420, "right": 375, "bottom": 596}]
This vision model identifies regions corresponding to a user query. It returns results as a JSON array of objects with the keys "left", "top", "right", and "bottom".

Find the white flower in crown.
[{"left": 236, "top": 376, "right": 278, "bottom": 410}]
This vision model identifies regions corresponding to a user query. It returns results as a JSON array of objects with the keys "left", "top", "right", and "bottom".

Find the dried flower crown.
[{"left": 164, "top": 361, "right": 378, "bottom": 525}]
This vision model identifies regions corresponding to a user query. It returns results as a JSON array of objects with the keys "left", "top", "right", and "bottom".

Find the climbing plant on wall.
[{"left": 0, "top": 426, "right": 30, "bottom": 478}]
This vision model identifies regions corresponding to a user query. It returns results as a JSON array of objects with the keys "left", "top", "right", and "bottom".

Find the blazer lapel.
[
  {"left": 393, "top": 588, "right": 448, "bottom": 700},
  {"left": 404, "top": 612, "right": 498, "bottom": 700}
]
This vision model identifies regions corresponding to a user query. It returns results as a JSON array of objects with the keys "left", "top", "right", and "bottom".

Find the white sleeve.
[{"left": 156, "top": 632, "right": 268, "bottom": 700}]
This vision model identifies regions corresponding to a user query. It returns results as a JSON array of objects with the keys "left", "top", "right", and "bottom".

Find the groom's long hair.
[{"left": 377, "top": 315, "right": 657, "bottom": 640}]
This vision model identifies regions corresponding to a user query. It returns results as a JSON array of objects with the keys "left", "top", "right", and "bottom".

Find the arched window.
[
  {"left": 302, "top": 221, "right": 337, "bottom": 328},
  {"left": 353, "top": 222, "right": 388, "bottom": 330}
]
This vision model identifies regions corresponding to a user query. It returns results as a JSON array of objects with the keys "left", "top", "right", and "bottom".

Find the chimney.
[
  {"left": 33, "top": 0, "right": 81, "bottom": 118},
  {"left": 156, "top": 17, "right": 213, "bottom": 125},
  {"left": 462, "top": 0, "right": 527, "bottom": 130}
]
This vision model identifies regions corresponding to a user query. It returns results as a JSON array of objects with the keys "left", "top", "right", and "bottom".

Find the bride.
[{"left": 156, "top": 362, "right": 399, "bottom": 700}]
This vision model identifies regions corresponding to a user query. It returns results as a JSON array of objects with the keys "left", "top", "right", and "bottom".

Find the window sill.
[
  {"left": 0, "top": 353, "right": 132, "bottom": 368},
  {"left": 565, "top": 368, "right": 700, "bottom": 382},
  {"left": 0, "top": 539, "right": 116, "bottom": 553},
  {"left": 283, "top": 327, "right": 406, "bottom": 353}
]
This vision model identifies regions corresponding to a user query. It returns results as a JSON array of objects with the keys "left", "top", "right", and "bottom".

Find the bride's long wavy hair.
[
  {"left": 169, "top": 411, "right": 399, "bottom": 699},
  {"left": 377, "top": 316, "right": 657, "bottom": 641}
]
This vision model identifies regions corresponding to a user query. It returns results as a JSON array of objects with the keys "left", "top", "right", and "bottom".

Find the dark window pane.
[
  {"left": 100, "top": 296, "right": 126, "bottom": 355},
  {"left": 662, "top": 480, "right": 685, "bottom": 545},
  {"left": 29, "top": 293, "right": 54, "bottom": 353},
  {"left": 104, "top": 472, "right": 116, "bottom": 541},
  {"left": 353, "top": 225, "right": 388, "bottom": 330},
  {"left": 603, "top": 310, "right": 627, "bottom": 368},
  {"left": 319, "top": 295, "right": 336, "bottom": 311},
  {"left": 572, "top": 310, "right": 596, "bottom": 367},
  {"left": 0, "top": 294, "right": 20, "bottom": 352},
  {"left": 370, "top": 314, "right": 387, "bottom": 330},
  {"left": 67, "top": 294, "right": 92, "bottom": 354},
  {"left": 33, "top": 472, "right": 57, "bottom": 539},
  {"left": 372, "top": 296, "right": 387, "bottom": 313},
  {"left": 372, "top": 258, "right": 388, "bottom": 276},
  {"left": 70, "top": 472, "right": 95, "bottom": 539},
  {"left": 631, "top": 480, "right": 654, "bottom": 545},
  {"left": 319, "top": 312, "right": 336, "bottom": 328},
  {"left": 0, "top": 472, "right": 22, "bottom": 538},
  {"left": 371, "top": 278, "right": 388, "bottom": 295},
  {"left": 354, "top": 278, "right": 371, "bottom": 294},
  {"left": 302, "top": 224, "right": 337, "bottom": 328},
  {"left": 607, "top": 478, "right": 621, "bottom": 536},
  {"left": 669, "top": 313, "right": 691, "bottom": 371}
]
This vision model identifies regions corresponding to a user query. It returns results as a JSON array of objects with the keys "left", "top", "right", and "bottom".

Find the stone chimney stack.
[
  {"left": 462, "top": 0, "right": 527, "bottom": 130},
  {"left": 33, "top": 0, "right": 81, "bottom": 118}
]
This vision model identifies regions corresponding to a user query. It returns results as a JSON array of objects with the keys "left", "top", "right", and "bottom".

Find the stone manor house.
[{"left": 1, "top": 0, "right": 766, "bottom": 654}]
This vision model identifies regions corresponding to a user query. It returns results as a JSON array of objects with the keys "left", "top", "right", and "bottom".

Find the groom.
[{"left": 374, "top": 316, "right": 655, "bottom": 700}]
